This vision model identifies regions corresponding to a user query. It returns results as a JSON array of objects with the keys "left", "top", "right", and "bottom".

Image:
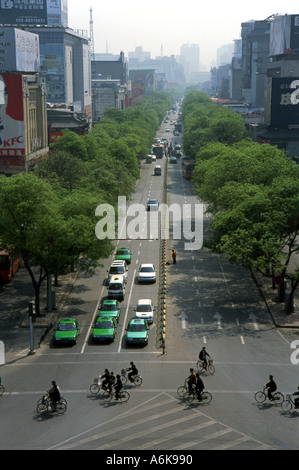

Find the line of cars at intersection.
[{"left": 53, "top": 246, "right": 156, "bottom": 348}]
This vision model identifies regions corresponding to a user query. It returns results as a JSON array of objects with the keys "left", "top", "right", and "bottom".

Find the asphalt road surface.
[{"left": 0, "top": 112, "right": 298, "bottom": 454}]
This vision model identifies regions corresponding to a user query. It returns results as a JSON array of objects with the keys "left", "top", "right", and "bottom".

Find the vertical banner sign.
[{"left": 0, "top": 74, "right": 25, "bottom": 159}]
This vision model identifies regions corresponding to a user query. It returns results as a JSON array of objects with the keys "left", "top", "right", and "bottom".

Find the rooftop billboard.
[
  {"left": 270, "top": 14, "right": 299, "bottom": 56},
  {"left": 0, "top": 28, "right": 40, "bottom": 72},
  {"left": 0, "top": 0, "right": 68, "bottom": 27},
  {"left": 265, "top": 76, "right": 299, "bottom": 127}
]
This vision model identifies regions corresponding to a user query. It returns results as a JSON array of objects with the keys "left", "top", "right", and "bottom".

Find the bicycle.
[
  {"left": 102, "top": 389, "right": 130, "bottom": 403},
  {"left": 120, "top": 369, "right": 143, "bottom": 386},
  {"left": 196, "top": 358, "right": 215, "bottom": 375},
  {"left": 177, "top": 379, "right": 189, "bottom": 398},
  {"left": 254, "top": 386, "right": 284, "bottom": 405},
  {"left": 0, "top": 377, "right": 5, "bottom": 396},
  {"left": 36, "top": 396, "right": 67, "bottom": 415},
  {"left": 281, "top": 394, "right": 299, "bottom": 412},
  {"left": 89, "top": 377, "right": 104, "bottom": 395},
  {"left": 37, "top": 395, "right": 67, "bottom": 407},
  {"left": 184, "top": 385, "right": 212, "bottom": 405}
]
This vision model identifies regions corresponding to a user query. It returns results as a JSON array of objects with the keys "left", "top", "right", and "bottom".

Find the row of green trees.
[
  {"left": 182, "top": 88, "right": 299, "bottom": 313},
  {"left": 0, "top": 88, "right": 181, "bottom": 314}
]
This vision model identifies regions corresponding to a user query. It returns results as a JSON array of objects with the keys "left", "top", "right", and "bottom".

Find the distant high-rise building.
[
  {"left": 128, "top": 47, "right": 151, "bottom": 62},
  {"left": 178, "top": 44, "right": 200, "bottom": 82},
  {"left": 217, "top": 43, "right": 234, "bottom": 66}
]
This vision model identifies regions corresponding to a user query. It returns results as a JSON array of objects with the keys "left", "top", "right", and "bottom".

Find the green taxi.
[
  {"left": 54, "top": 318, "right": 80, "bottom": 345},
  {"left": 125, "top": 318, "right": 149, "bottom": 346},
  {"left": 99, "top": 298, "right": 121, "bottom": 322},
  {"left": 92, "top": 316, "right": 117, "bottom": 343},
  {"left": 115, "top": 247, "right": 132, "bottom": 265}
]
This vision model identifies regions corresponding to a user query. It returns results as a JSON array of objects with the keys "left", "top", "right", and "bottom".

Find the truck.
[
  {"left": 175, "top": 122, "right": 182, "bottom": 133},
  {"left": 152, "top": 144, "right": 164, "bottom": 159}
]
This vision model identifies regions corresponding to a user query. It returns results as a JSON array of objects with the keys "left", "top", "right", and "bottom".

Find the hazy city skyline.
[{"left": 68, "top": 0, "right": 298, "bottom": 69}]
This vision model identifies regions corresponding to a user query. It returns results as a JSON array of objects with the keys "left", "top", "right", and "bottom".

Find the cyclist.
[
  {"left": 187, "top": 368, "right": 197, "bottom": 394},
  {"left": 265, "top": 375, "right": 277, "bottom": 401},
  {"left": 292, "top": 386, "right": 299, "bottom": 408},
  {"left": 109, "top": 372, "right": 116, "bottom": 392},
  {"left": 47, "top": 380, "right": 61, "bottom": 411},
  {"left": 114, "top": 374, "right": 123, "bottom": 400},
  {"left": 199, "top": 347, "right": 210, "bottom": 370},
  {"left": 100, "top": 369, "right": 110, "bottom": 391},
  {"left": 195, "top": 373, "right": 204, "bottom": 400},
  {"left": 127, "top": 362, "right": 138, "bottom": 383}
]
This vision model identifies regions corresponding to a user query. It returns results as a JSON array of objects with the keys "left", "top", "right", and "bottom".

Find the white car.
[
  {"left": 107, "top": 260, "right": 128, "bottom": 283},
  {"left": 135, "top": 299, "right": 154, "bottom": 324},
  {"left": 138, "top": 263, "right": 156, "bottom": 283},
  {"left": 147, "top": 199, "right": 159, "bottom": 211}
]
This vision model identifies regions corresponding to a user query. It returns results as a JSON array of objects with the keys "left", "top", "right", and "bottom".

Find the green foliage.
[
  {"left": 181, "top": 88, "right": 299, "bottom": 308},
  {"left": 181, "top": 89, "right": 247, "bottom": 157}
]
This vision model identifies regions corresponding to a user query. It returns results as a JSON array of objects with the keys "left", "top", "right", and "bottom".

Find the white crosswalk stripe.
[{"left": 50, "top": 392, "right": 274, "bottom": 450}]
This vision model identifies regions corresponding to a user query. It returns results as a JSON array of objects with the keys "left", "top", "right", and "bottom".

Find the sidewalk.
[
  {"left": 253, "top": 271, "right": 299, "bottom": 329},
  {"left": 20, "top": 270, "right": 80, "bottom": 347}
]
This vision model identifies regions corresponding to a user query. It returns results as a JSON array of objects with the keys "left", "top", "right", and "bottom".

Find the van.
[
  {"left": 107, "top": 260, "right": 128, "bottom": 284},
  {"left": 154, "top": 165, "right": 162, "bottom": 176},
  {"left": 107, "top": 275, "right": 126, "bottom": 301}
]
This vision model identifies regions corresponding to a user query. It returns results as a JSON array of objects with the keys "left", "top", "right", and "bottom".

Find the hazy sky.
[{"left": 68, "top": 0, "right": 298, "bottom": 69}]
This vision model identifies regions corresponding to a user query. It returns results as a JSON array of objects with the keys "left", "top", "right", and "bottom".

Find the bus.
[
  {"left": 182, "top": 160, "right": 196, "bottom": 179},
  {"left": 0, "top": 248, "right": 20, "bottom": 282}
]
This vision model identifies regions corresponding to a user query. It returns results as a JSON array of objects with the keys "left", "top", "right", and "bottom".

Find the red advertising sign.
[{"left": 0, "top": 74, "right": 25, "bottom": 161}]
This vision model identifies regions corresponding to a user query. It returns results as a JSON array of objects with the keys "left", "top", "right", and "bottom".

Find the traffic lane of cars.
[{"left": 51, "top": 128, "right": 165, "bottom": 352}]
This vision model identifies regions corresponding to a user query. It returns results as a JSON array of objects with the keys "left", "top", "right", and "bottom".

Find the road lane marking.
[
  {"left": 80, "top": 284, "right": 106, "bottom": 354},
  {"left": 118, "top": 269, "right": 136, "bottom": 353}
]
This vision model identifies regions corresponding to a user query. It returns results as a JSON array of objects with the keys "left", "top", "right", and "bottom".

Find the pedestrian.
[{"left": 172, "top": 249, "right": 176, "bottom": 264}]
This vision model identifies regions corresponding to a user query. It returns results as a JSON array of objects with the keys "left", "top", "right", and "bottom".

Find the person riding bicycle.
[
  {"left": 195, "top": 373, "right": 204, "bottom": 400},
  {"left": 100, "top": 369, "right": 110, "bottom": 391},
  {"left": 187, "top": 368, "right": 197, "bottom": 394},
  {"left": 109, "top": 372, "right": 116, "bottom": 392},
  {"left": 127, "top": 362, "right": 138, "bottom": 383},
  {"left": 292, "top": 386, "right": 299, "bottom": 408},
  {"left": 265, "top": 375, "right": 277, "bottom": 401},
  {"left": 114, "top": 374, "right": 123, "bottom": 400},
  {"left": 199, "top": 347, "right": 210, "bottom": 370},
  {"left": 47, "top": 380, "right": 61, "bottom": 411}
]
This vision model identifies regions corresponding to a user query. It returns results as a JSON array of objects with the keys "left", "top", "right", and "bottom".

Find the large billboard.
[
  {"left": 265, "top": 76, "right": 299, "bottom": 127},
  {"left": 0, "top": 0, "right": 68, "bottom": 27},
  {"left": 0, "top": 28, "right": 40, "bottom": 72},
  {"left": 0, "top": 73, "right": 25, "bottom": 159},
  {"left": 270, "top": 15, "right": 299, "bottom": 56},
  {"left": 129, "top": 69, "right": 155, "bottom": 105}
]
